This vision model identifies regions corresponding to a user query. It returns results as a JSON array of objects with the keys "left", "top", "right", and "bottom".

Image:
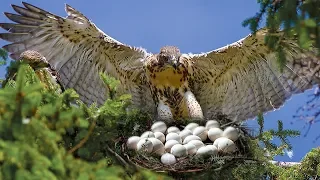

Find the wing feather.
[
  {"left": 0, "top": 23, "right": 37, "bottom": 33},
  {"left": 185, "top": 28, "right": 320, "bottom": 121},
  {"left": 0, "top": 2, "right": 154, "bottom": 109}
]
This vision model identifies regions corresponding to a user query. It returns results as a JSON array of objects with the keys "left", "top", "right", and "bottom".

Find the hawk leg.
[
  {"left": 157, "top": 100, "right": 173, "bottom": 122},
  {"left": 184, "top": 91, "right": 204, "bottom": 120}
]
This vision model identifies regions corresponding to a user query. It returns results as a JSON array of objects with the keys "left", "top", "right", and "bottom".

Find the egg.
[
  {"left": 213, "top": 137, "right": 230, "bottom": 147},
  {"left": 151, "top": 121, "right": 167, "bottom": 133},
  {"left": 207, "top": 128, "right": 223, "bottom": 142},
  {"left": 154, "top": 132, "right": 165, "bottom": 143},
  {"left": 165, "top": 140, "right": 180, "bottom": 152},
  {"left": 161, "top": 153, "right": 177, "bottom": 165},
  {"left": 179, "top": 129, "right": 193, "bottom": 141},
  {"left": 166, "top": 133, "right": 182, "bottom": 143},
  {"left": 149, "top": 138, "right": 165, "bottom": 156},
  {"left": 222, "top": 126, "right": 239, "bottom": 141},
  {"left": 136, "top": 138, "right": 153, "bottom": 153},
  {"left": 167, "top": 126, "right": 180, "bottom": 134},
  {"left": 193, "top": 126, "right": 208, "bottom": 141},
  {"left": 126, "top": 136, "right": 141, "bottom": 150},
  {"left": 196, "top": 146, "right": 214, "bottom": 156},
  {"left": 206, "top": 145, "right": 218, "bottom": 155},
  {"left": 183, "top": 143, "right": 197, "bottom": 155},
  {"left": 141, "top": 131, "right": 155, "bottom": 139},
  {"left": 216, "top": 138, "right": 237, "bottom": 153},
  {"left": 183, "top": 135, "right": 201, "bottom": 144},
  {"left": 188, "top": 140, "right": 204, "bottom": 150},
  {"left": 185, "top": 123, "right": 199, "bottom": 132},
  {"left": 171, "top": 144, "right": 187, "bottom": 157},
  {"left": 205, "top": 120, "right": 220, "bottom": 130}
]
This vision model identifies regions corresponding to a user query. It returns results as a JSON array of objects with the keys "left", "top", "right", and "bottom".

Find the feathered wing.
[
  {"left": 185, "top": 29, "right": 320, "bottom": 121},
  {"left": 0, "top": 2, "right": 155, "bottom": 110}
]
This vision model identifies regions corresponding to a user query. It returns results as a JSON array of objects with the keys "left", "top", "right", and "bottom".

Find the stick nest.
[{"left": 119, "top": 121, "right": 256, "bottom": 174}]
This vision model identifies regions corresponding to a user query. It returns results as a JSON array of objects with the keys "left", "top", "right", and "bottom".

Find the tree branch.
[{"left": 68, "top": 119, "right": 96, "bottom": 154}]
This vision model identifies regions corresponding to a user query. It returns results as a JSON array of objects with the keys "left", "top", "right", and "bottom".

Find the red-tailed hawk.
[{"left": 1, "top": 2, "right": 320, "bottom": 122}]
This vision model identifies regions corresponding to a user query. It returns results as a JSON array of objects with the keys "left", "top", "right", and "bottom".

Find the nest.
[{"left": 119, "top": 119, "right": 256, "bottom": 175}]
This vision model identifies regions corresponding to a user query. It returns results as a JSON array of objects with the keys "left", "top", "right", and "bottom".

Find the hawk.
[{"left": 1, "top": 2, "right": 320, "bottom": 122}]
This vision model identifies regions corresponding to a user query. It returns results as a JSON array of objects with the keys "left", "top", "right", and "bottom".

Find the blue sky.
[{"left": 0, "top": 0, "right": 318, "bottom": 162}]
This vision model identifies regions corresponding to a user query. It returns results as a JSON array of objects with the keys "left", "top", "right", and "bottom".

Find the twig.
[
  {"left": 106, "top": 145, "right": 130, "bottom": 168},
  {"left": 68, "top": 119, "right": 96, "bottom": 154}
]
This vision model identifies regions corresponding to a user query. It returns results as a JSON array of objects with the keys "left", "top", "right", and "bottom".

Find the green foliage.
[
  {"left": 257, "top": 114, "right": 300, "bottom": 157},
  {"left": 0, "top": 64, "right": 168, "bottom": 179},
  {"left": 243, "top": 0, "right": 320, "bottom": 71},
  {"left": 0, "top": 48, "right": 9, "bottom": 86},
  {"left": 0, "top": 48, "right": 8, "bottom": 65},
  {"left": 266, "top": 147, "right": 320, "bottom": 179}
]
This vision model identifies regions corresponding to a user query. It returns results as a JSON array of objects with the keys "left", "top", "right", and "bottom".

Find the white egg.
[
  {"left": 151, "top": 121, "right": 167, "bottom": 133},
  {"left": 193, "top": 126, "right": 208, "bottom": 141},
  {"left": 165, "top": 140, "right": 180, "bottom": 152},
  {"left": 141, "top": 131, "right": 155, "bottom": 139},
  {"left": 205, "top": 120, "right": 220, "bottom": 130},
  {"left": 167, "top": 126, "right": 180, "bottom": 134},
  {"left": 206, "top": 145, "right": 218, "bottom": 155},
  {"left": 183, "top": 135, "right": 201, "bottom": 144},
  {"left": 166, "top": 133, "right": 182, "bottom": 143},
  {"left": 207, "top": 128, "right": 223, "bottom": 142},
  {"left": 188, "top": 140, "right": 204, "bottom": 150},
  {"left": 154, "top": 132, "right": 165, "bottom": 143},
  {"left": 149, "top": 138, "right": 165, "bottom": 156},
  {"left": 179, "top": 129, "right": 193, "bottom": 141},
  {"left": 161, "top": 153, "right": 177, "bottom": 165},
  {"left": 183, "top": 143, "right": 197, "bottom": 155},
  {"left": 213, "top": 137, "right": 230, "bottom": 147},
  {"left": 126, "top": 136, "right": 141, "bottom": 150},
  {"left": 196, "top": 146, "right": 214, "bottom": 156},
  {"left": 171, "top": 144, "right": 187, "bottom": 157},
  {"left": 185, "top": 123, "right": 199, "bottom": 132},
  {"left": 216, "top": 138, "right": 237, "bottom": 153},
  {"left": 222, "top": 126, "right": 239, "bottom": 141},
  {"left": 136, "top": 138, "right": 153, "bottom": 153}
]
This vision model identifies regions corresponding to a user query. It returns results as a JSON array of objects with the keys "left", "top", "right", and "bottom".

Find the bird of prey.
[{"left": 1, "top": 2, "right": 320, "bottom": 122}]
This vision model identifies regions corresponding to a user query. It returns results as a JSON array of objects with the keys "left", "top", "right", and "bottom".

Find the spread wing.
[
  {"left": 184, "top": 28, "right": 320, "bottom": 121},
  {"left": 0, "top": 2, "right": 155, "bottom": 110}
]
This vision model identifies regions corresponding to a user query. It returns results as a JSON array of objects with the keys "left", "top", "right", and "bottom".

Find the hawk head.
[{"left": 158, "top": 46, "right": 181, "bottom": 69}]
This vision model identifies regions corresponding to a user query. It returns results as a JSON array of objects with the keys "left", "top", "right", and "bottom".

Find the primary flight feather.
[{"left": 1, "top": 2, "right": 320, "bottom": 122}]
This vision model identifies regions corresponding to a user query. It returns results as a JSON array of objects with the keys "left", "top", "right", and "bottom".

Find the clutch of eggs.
[{"left": 126, "top": 120, "right": 240, "bottom": 165}]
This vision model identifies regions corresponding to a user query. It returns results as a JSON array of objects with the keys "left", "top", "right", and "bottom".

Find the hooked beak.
[{"left": 171, "top": 56, "right": 179, "bottom": 69}]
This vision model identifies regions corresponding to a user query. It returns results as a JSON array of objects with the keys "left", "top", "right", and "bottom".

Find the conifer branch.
[
  {"left": 105, "top": 145, "right": 130, "bottom": 168},
  {"left": 68, "top": 119, "right": 96, "bottom": 154}
]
